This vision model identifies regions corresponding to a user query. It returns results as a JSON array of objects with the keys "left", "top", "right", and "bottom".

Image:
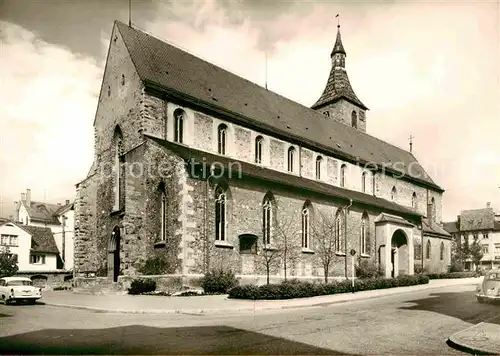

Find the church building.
[{"left": 74, "top": 21, "right": 451, "bottom": 287}]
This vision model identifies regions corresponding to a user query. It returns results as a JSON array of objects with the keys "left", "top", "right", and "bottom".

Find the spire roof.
[
  {"left": 313, "top": 26, "right": 367, "bottom": 110},
  {"left": 331, "top": 25, "right": 346, "bottom": 56}
]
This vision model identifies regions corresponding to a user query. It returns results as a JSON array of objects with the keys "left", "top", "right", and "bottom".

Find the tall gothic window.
[
  {"left": 361, "top": 212, "right": 369, "bottom": 255},
  {"left": 391, "top": 186, "right": 397, "bottom": 201},
  {"left": 287, "top": 147, "right": 295, "bottom": 172},
  {"left": 361, "top": 172, "right": 367, "bottom": 193},
  {"left": 430, "top": 197, "right": 436, "bottom": 222},
  {"left": 440, "top": 242, "right": 444, "bottom": 261},
  {"left": 113, "top": 126, "right": 124, "bottom": 211},
  {"left": 262, "top": 193, "right": 274, "bottom": 245},
  {"left": 217, "top": 124, "right": 227, "bottom": 155},
  {"left": 215, "top": 186, "right": 226, "bottom": 241},
  {"left": 412, "top": 192, "right": 417, "bottom": 209},
  {"left": 316, "top": 156, "right": 323, "bottom": 180},
  {"left": 335, "top": 209, "right": 344, "bottom": 252},
  {"left": 351, "top": 111, "right": 358, "bottom": 129},
  {"left": 160, "top": 184, "right": 167, "bottom": 241},
  {"left": 173, "top": 109, "right": 184, "bottom": 143},
  {"left": 255, "top": 136, "right": 263, "bottom": 164},
  {"left": 340, "top": 164, "right": 346, "bottom": 187},
  {"left": 426, "top": 240, "right": 431, "bottom": 259},
  {"left": 301, "top": 201, "right": 312, "bottom": 249},
  {"left": 372, "top": 172, "right": 376, "bottom": 195}
]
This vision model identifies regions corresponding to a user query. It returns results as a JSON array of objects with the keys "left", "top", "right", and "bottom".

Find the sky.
[{"left": 0, "top": 0, "right": 499, "bottom": 221}]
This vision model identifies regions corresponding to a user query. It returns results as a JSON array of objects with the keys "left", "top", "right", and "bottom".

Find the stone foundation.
[{"left": 15, "top": 271, "right": 73, "bottom": 290}]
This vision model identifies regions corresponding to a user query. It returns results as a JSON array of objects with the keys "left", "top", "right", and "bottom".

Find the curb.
[
  {"left": 447, "top": 324, "right": 500, "bottom": 355},
  {"left": 41, "top": 279, "right": 480, "bottom": 315}
]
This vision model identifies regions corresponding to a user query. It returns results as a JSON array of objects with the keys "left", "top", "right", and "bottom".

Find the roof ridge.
[{"left": 119, "top": 22, "right": 414, "bottom": 158}]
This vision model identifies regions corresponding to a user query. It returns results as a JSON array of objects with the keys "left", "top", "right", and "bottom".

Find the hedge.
[
  {"left": 228, "top": 275, "right": 429, "bottom": 300},
  {"left": 425, "top": 271, "right": 480, "bottom": 279}
]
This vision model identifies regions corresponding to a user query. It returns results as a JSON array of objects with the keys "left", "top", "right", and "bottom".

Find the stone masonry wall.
[{"left": 317, "top": 99, "right": 367, "bottom": 133}]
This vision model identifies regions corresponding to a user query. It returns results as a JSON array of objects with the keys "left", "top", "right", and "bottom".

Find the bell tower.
[{"left": 312, "top": 25, "right": 368, "bottom": 132}]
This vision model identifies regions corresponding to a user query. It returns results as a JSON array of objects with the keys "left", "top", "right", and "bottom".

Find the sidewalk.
[
  {"left": 448, "top": 314, "right": 500, "bottom": 355},
  {"left": 40, "top": 277, "right": 481, "bottom": 315}
]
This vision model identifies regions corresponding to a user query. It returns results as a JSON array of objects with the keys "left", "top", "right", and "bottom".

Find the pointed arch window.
[
  {"left": 113, "top": 126, "right": 124, "bottom": 211},
  {"left": 316, "top": 156, "right": 323, "bottom": 180},
  {"left": 340, "top": 164, "right": 346, "bottom": 188},
  {"left": 335, "top": 209, "right": 344, "bottom": 252},
  {"left": 160, "top": 184, "right": 167, "bottom": 241},
  {"left": 426, "top": 240, "right": 431, "bottom": 259},
  {"left": 430, "top": 197, "right": 436, "bottom": 222},
  {"left": 351, "top": 111, "right": 358, "bottom": 129},
  {"left": 412, "top": 192, "right": 417, "bottom": 209},
  {"left": 217, "top": 124, "right": 227, "bottom": 155},
  {"left": 262, "top": 194, "right": 274, "bottom": 245},
  {"left": 215, "top": 186, "right": 226, "bottom": 241},
  {"left": 372, "top": 172, "right": 376, "bottom": 195},
  {"left": 255, "top": 136, "right": 264, "bottom": 164},
  {"left": 361, "top": 212, "right": 369, "bottom": 255},
  {"left": 440, "top": 242, "right": 444, "bottom": 261},
  {"left": 287, "top": 147, "right": 296, "bottom": 172},
  {"left": 361, "top": 172, "right": 367, "bottom": 193},
  {"left": 173, "top": 109, "right": 185, "bottom": 144},
  {"left": 391, "top": 186, "right": 397, "bottom": 201},
  {"left": 302, "top": 202, "right": 312, "bottom": 248}
]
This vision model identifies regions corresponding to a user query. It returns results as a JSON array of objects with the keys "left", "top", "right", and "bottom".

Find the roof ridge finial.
[{"left": 336, "top": 13, "right": 340, "bottom": 28}]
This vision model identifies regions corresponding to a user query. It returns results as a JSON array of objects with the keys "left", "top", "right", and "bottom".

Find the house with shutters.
[{"left": 74, "top": 21, "right": 451, "bottom": 288}]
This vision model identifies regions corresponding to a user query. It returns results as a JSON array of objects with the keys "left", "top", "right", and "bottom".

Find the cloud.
[{"left": 0, "top": 20, "right": 103, "bottom": 204}]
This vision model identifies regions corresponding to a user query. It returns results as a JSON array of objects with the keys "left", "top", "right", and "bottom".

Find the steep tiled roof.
[
  {"left": 422, "top": 220, "right": 452, "bottom": 239},
  {"left": 54, "top": 201, "right": 74, "bottom": 215},
  {"left": 22, "top": 201, "right": 60, "bottom": 224},
  {"left": 443, "top": 221, "right": 459, "bottom": 234},
  {"left": 115, "top": 21, "right": 442, "bottom": 192},
  {"left": 146, "top": 135, "right": 422, "bottom": 219},
  {"left": 314, "top": 26, "right": 367, "bottom": 110},
  {"left": 459, "top": 208, "right": 495, "bottom": 231},
  {"left": 20, "top": 225, "right": 59, "bottom": 254}
]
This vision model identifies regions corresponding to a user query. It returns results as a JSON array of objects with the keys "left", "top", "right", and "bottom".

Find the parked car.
[
  {"left": 476, "top": 269, "right": 500, "bottom": 303},
  {"left": 0, "top": 276, "right": 42, "bottom": 305}
]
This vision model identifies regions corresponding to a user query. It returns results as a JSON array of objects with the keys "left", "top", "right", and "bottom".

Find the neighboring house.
[
  {"left": 444, "top": 202, "right": 500, "bottom": 271},
  {"left": 74, "top": 21, "right": 451, "bottom": 287},
  {"left": 0, "top": 221, "right": 59, "bottom": 271},
  {"left": 16, "top": 189, "right": 75, "bottom": 270}
]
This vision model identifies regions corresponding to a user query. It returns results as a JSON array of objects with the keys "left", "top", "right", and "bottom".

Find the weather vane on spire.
[
  {"left": 409, "top": 135, "right": 414, "bottom": 153},
  {"left": 336, "top": 14, "right": 340, "bottom": 28}
]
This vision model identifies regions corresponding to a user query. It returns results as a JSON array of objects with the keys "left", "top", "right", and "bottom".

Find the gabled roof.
[
  {"left": 145, "top": 135, "right": 422, "bottom": 219},
  {"left": 443, "top": 221, "right": 459, "bottom": 234},
  {"left": 0, "top": 222, "right": 59, "bottom": 254},
  {"left": 459, "top": 208, "right": 495, "bottom": 231},
  {"left": 115, "top": 21, "right": 443, "bottom": 193},
  {"left": 55, "top": 201, "right": 74, "bottom": 215},
  {"left": 20, "top": 200, "right": 60, "bottom": 224},
  {"left": 374, "top": 213, "right": 415, "bottom": 227},
  {"left": 22, "top": 225, "right": 59, "bottom": 254}
]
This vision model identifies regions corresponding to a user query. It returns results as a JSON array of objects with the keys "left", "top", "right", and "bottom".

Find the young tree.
[
  {"left": 312, "top": 208, "right": 342, "bottom": 283},
  {"left": 469, "top": 235, "right": 484, "bottom": 272},
  {"left": 259, "top": 211, "right": 300, "bottom": 284},
  {"left": 0, "top": 247, "right": 18, "bottom": 278}
]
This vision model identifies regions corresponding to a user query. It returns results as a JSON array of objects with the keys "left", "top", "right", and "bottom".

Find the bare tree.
[
  {"left": 259, "top": 212, "right": 300, "bottom": 284},
  {"left": 312, "top": 208, "right": 339, "bottom": 283}
]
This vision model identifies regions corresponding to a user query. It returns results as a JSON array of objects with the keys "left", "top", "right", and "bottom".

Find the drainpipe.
[
  {"left": 344, "top": 199, "right": 353, "bottom": 279},
  {"left": 61, "top": 215, "right": 66, "bottom": 269}
]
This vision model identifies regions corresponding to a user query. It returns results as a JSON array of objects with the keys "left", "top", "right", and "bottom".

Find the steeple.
[
  {"left": 312, "top": 25, "right": 368, "bottom": 132},
  {"left": 331, "top": 25, "right": 346, "bottom": 57}
]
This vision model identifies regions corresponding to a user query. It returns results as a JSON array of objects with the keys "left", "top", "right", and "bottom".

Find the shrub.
[
  {"left": 425, "top": 272, "right": 478, "bottom": 279},
  {"left": 228, "top": 275, "right": 429, "bottom": 300},
  {"left": 355, "top": 259, "right": 380, "bottom": 279},
  {"left": 138, "top": 255, "right": 171, "bottom": 275},
  {"left": 200, "top": 269, "right": 238, "bottom": 294},
  {"left": 128, "top": 278, "right": 156, "bottom": 295},
  {"left": 448, "top": 261, "right": 464, "bottom": 273}
]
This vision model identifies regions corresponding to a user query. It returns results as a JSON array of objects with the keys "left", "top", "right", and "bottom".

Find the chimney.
[
  {"left": 427, "top": 203, "right": 433, "bottom": 226},
  {"left": 66, "top": 199, "right": 70, "bottom": 205},
  {"left": 26, "top": 189, "right": 31, "bottom": 206},
  {"left": 486, "top": 202, "right": 491, "bottom": 208}
]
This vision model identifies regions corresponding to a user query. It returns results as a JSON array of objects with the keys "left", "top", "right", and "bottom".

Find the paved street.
[{"left": 0, "top": 283, "right": 498, "bottom": 355}]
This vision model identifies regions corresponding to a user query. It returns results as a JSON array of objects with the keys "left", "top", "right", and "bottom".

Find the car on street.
[
  {"left": 476, "top": 268, "right": 500, "bottom": 303},
  {"left": 0, "top": 276, "right": 42, "bottom": 305}
]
